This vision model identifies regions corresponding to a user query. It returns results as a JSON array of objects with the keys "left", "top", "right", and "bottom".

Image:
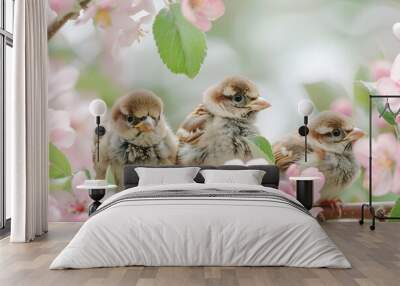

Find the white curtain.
[{"left": 7, "top": 0, "right": 48, "bottom": 242}]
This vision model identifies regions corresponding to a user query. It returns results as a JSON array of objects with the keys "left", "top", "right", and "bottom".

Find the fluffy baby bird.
[
  {"left": 273, "top": 111, "right": 365, "bottom": 205},
  {"left": 176, "top": 76, "right": 271, "bottom": 165},
  {"left": 93, "top": 90, "right": 177, "bottom": 186}
]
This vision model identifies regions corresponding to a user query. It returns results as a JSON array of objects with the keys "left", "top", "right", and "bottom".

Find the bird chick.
[
  {"left": 273, "top": 111, "right": 365, "bottom": 203},
  {"left": 176, "top": 76, "right": 271, "bottom": 165},
  {"left": 93, "top": 90, "right": 177, "bottom": 186}
]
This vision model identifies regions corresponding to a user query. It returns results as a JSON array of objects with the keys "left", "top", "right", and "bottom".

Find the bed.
[{"left": 50, "top": 165, "right": 350, "bottom": 269}]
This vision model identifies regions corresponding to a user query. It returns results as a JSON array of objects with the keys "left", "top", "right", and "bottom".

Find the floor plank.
[{"left": 0, "top": 221, "right": 399, "bottom": 286}]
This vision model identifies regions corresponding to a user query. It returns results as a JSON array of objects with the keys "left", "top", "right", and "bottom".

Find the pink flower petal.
[
  {"left": 371, "top": 60, "right": 391, "bottom": 81},
  {"left": 372, "top": 170, "right": 393, "bottom": 196},
  {"left": 202, "top": 0, "right": 225, "bottom": 20},
  {"left": 391, "top": 54, "right": 400, "bottom": 82},
  {"left": 50, "top": 129, "right": 76, "bottom": 149},
  {"left": 279, "top": 181, "right": 295, "bottom": 197},
  {"left": 181, "top": 0, "right": 224, "bottom": 32},
  {"left": 330, "top": 99, "right": 353, "bottom": 117},
  {"left": 48, "top": 109, "right": 77, "bottom": 149},
  {"left": 192, "top": 15, "right": 212, "bottom": 32},
  {"left": 49, "top": 0, "right": 76, "bottom": 15},
  {"left": 376, "top": 77, "right": 400, "bottom": 95},
  {"left": 286, "top": 164, "right": 301, "bottom": 177}
]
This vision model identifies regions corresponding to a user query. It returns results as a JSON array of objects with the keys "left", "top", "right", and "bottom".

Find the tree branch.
[{"left": 47, "top": 0, "right": 92, "bottom": 41}]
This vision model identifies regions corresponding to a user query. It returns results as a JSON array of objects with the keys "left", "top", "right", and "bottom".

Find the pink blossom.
[
  {"left": 371, "top": 60, "right": 391, "bottom": 81},
  {"left": 49, "top": 172, "right": 90, "bottom": 222},
  {"left": 62, "top": 101, "right": 94, "bottom": 171},
  {"left": 48, "top": 61, "right": 94, "bottom": 171},
  {"left": 374, "top": 55, "right": 400, "bottom": 96},
  {"left": 48, "top": 109, "right": 77, "bottom": 149},
  {"left": 353, "top": 133, "right": 400, "bottom": 196},
  {"left": 279, "top": 164, "right": 325, "bottom": 203},
  {"left": 330, "top": 99, "right": 353, "bottom": 117},
  {"left": 376, "top": 77, "right": 400, "bottom": 96},
  {"left": 375, "top": 77, "right": 400, "bottom": 124},
  {"left": 48, "top": 62, "right": 80, "bottom": 109},
  {"left": 48, "top": 190, "right": 89, "bottom": 222},
  {"left": 78, "top": 0, "right": 155, "bottom": 52},
  {"left": 181, "top": 0, "right": 225, "bottom": 32},
  {"left": 49, "top": 0, "right": 76, "bottom": 15},
  {"left": 373, "top": 56, "right": 400, "bottom": 124}
]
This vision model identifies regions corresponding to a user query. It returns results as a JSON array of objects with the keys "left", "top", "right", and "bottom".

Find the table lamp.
[
  {"left": 297, "top": 100, "right": 314, "bottom": 162},
  {"left": 89, "top": 99, "right": 107, "bottom": 162}
]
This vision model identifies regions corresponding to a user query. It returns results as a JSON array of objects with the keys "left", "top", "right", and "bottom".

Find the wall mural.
[{"left": 47, "top": 0, "right": 400, "bottom": 221}]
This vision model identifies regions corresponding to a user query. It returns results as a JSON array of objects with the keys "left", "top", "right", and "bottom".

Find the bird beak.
[
  {"left": 247, "top": 97, "right": 271, "bottom": 111},
  {"left": 345, "top": 128, "right": 365, "bottom": 142},
  {"left": 135, "top": 117, "right": 155, "bottom": 133}
]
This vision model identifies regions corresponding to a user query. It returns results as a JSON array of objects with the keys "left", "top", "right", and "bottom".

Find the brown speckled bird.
[
  {"left": 176, "top": 76, "right": 271, "bottom": 165},
  {"left": 93, "top": 90, "right": 177, "bottom": 186},
  {"left": 273, "top": 111, "right": 365, "bottom": 204}
]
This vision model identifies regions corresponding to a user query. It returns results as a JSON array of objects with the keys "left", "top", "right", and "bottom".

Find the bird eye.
[
  {"left": 127, "top": 116, "right": 134, "bottom": 123},
  {"left": 332, "top": 128, "right": 341, "bottom": 137},
  {"left": 233, "top": 93, "right": 244, "bottom": 103}
]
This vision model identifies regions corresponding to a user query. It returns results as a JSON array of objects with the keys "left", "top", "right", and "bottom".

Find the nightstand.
[
  {"left": 289, "top": 177, "right": 321, "bottom": 210},
  {"left": 77, "top": 184, "right": 117, "bottom": 215}
]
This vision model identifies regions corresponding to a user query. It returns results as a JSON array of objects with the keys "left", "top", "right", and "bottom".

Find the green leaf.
[
  {"left": 49, "top": 143, "right": 73, "bottom": 192},
  {"left": 376, "top": 100, "right": 397, "bottom": 125},
  {"left": 389, "top": 198, "right": 400, "bottom": 218},
  {"left": 357, "top": 80, "right": 378, "bottom": 95},
  {"left": 49, "top": 143, "right": 72, "bottom": 179},
  {"left": 373, "top": 193, "right": 400, "bottom": 202},
  {"left": 354, "top": 80, "right": 380, "bottom": 112},
  {"left": 354, "top": 82, "right": 370, "bottom": 111},
  {"left": 248, "top": 136, "right": 275, "bottom": 163},
  {"left": 106, "top": 166, "right": 116, "bottom": 185},
  {"left": 303, "top": 81, "right": 348, "bottom": 111},
  {"left": 153, "top": 4, "right": 207, "bottom": 78},
  {"left": 49, "top": 177, "right": 72, "bottom": 192}
]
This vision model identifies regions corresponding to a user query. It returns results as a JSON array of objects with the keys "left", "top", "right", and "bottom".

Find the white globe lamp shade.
[
  {"left": 393, "top": 22, "right": 400, "bottom": 40},
  {"left": 297, "top": 100, "right": 314, "bottom": 116},
  {"left": 89, "top": 99, "right": 107, "bottom": 117}
]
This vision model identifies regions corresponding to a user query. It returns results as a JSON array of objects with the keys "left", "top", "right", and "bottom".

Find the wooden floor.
[{"left": 0, "top": 222, "right": 399, "bottom": 286}]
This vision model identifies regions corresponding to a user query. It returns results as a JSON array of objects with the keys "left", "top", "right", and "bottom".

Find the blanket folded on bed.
[{"left": 93, "top": 188, "right": 311, "bottom": 217}]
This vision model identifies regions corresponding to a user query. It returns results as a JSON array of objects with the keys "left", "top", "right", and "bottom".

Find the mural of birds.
[
  {"left": 176, "top": 76, "right": 271, "bottom": 165},
  {"left": 93, "top": 90, "right": 177, "bottom": 186},
  {"left": 273, "top": 111, "right": 365, "bottom": 204}
]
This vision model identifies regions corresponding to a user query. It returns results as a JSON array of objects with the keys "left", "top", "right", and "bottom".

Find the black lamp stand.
[
  {"left": 298, "top": 116, "right": 309, "bottom": 162},
  {"left": 89, "top": 116, "right": 106, "bottom": 215},
  {"left": 88, "top": 189, "right": 106, "bottom": 215},
  {"left": 94, "top": 116, "right": 106, "bottom": 162},
  {"left": 296, "top": 180, "right": 314, "bottom": 210},
  {"left": 359, "top": 95, "right": 400, "bottom": 230}
]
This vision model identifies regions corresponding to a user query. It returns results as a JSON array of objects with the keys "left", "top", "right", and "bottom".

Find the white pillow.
[
  {"left": 200, "top": 169, "right": 266, "bottom": 185},
  {"left": 135, "top": 167, "right": 200, "bottom": 186}
]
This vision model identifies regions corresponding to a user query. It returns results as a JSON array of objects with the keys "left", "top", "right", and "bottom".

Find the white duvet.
[{"left": 50, "top": 183, "right": 351, "bottom": 269}]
